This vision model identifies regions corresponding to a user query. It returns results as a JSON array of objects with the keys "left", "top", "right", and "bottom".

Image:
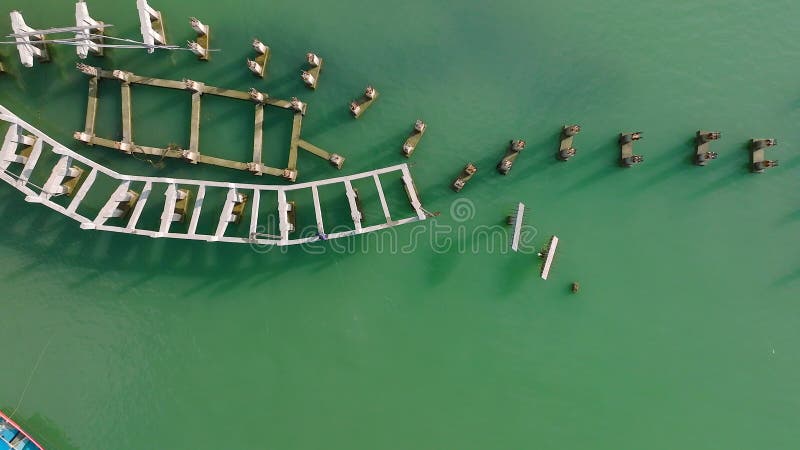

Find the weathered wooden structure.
[
  {"left": 301, "top": 52, "right": 323, "bottom": 89},
  {"left": 695, "top": 131, "right": 720, "bottom": 166},
  {"left": 135, "top": 0, "right": 167, "bottom": 53},
  {"left": 1, "top": 103, "right": 428, "bottom": 246},
  {"left": 350, "top": 86, "right": 378, "bottom": 118},
  {"left": 558, "top": 125, "right": 580, "bottom": 161},
  {"left": 402, "top": 120, "right": 426, "bottom": 157},
  {"left": 619, "top": 132, "right": 643, "bottom": 167},
  {"left": 451, "top": 163, "right": 477, "bottom": 192},
  {"left": 750, "top": 138, "right": 778, "bottom": 173},
  {"left": 73, "top": 64, "right": 344, "bottom": 181},
  {"left": 497, "top": 139, "right": 525, "bottom": 174}
]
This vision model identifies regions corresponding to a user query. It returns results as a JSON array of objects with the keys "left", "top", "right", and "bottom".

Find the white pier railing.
[{"left": 0, "top": 104, "right": 429, "bottom": 246}]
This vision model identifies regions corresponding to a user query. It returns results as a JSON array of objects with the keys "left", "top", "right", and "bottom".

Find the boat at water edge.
[{"left": 0, "top": 410, "right": 44, "bottom": 450}]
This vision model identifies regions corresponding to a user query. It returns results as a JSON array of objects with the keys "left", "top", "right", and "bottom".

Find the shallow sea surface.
[{"left": 1, "top": 0, "right": 799, "bottom": 449}]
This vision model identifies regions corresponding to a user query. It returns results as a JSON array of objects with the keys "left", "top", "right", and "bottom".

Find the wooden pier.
[
  {"left": 1, "top": 103, "right": 428, "bottom": 246},
  {"left": 402, "top": 120, "right": 426, "bottom": 157},
  {"left": 750, "top": 138, "right": 778, "bottom": 173},
  {"left": 497, "top": 139, "right": 525, "bottom": 175},
  {"left": 695, "top": 131, "right": 720, "bottom": 166},
  {"left": 188, "top": 17, "right": 211, "bottom": 61},
  {"left": 451, "top": 163, "right": 477, "bottom": 192},
  {"left": 558, "top": 125, "right": 580, "bottom": 161},
  {"left": 619, "top": 132, "right": 643, "bottom": 167},
  {"left": 350, "top": 86, "right": 379, "bottom": 118},
  {"left": 74, "top": 64, "right": 344, "bottom": 181}
]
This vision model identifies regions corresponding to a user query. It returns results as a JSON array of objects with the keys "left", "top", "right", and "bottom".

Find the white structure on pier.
[
  {"left": 136, "top": 0, "right": 166, "bottom": 53},
  {"left": 9, "top": 11, "right": 47, "bottom": 67},
  {"left": 540, "top": 236, "right": 559, "bottom": 280},
  {"left": 75, "top": 1, "right": 104, "bottom": 59},
  {"left": 0, "top": 104, "right": 429, "bottom": 246}
]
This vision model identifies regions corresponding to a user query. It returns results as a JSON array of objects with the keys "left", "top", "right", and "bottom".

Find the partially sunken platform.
[{"left": 1, "top": 104, "right": 428, "bottom": 246}]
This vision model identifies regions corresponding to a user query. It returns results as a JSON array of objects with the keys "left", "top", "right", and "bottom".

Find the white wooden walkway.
[{"left": 0, "top": 104, "right": 428, "bottom": 246}]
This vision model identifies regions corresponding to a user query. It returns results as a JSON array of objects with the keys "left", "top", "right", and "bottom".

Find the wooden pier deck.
[
  {"left": 1, "top": 103, "right": 428, "bottom": 246},
  {"left": 74, "top": 65, "right": 344, "bottom": 181}
]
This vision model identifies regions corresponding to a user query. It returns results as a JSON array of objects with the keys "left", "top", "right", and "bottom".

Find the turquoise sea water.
[{"left": 1, "top": 0, "right": 799, "bottom": 449}]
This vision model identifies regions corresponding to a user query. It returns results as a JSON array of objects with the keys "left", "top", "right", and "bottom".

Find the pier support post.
[
  {"left": 188, "top": 17, "right": 211, "bottom": 61},
  {"left": 136, "top": 0, "right": 167, "bottom": 53},
  {"left": 619, "top": 132, "right": 643, "bottom": 167},
  {"left": 9, "top": 11, "right": 50, "bottom": 68},
  {"left": 75, "top": 1, "right": 105, "bottom": 59},
  {"left": 558, "top": 125, "right": 580, "bottom": 161},
  {"left": 301, "top": 52, "right": 323, "bottom": 89},
  {"left": 695, "top": 131, "right": 721, "bottom": 166},
  {"left": 750, "top": 138, "right": 778, "bottom": 173},
  {"left": 248, "top": 39, "right": 271, "bottom": 78},
  {"left": 497, "top": 139, "right": 526, "bottom": 174}
]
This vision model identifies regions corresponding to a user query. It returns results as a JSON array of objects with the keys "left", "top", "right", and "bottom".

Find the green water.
[{"left": 1, "top": 0, "right": 799, "bottom": 448}]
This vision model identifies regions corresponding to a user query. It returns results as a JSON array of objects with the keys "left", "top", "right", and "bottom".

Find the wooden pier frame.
[
  {"left": 451, "top": 163, "right": 477, "bottom": 192},
  {"left": 248, "top": 40, "right": 271, "bottom": 78},
  {"left": 189, "top": 17, "right": 211, "bottom": 61},
  {"left": 74, "top": 64, "right": 344, "bottom": 181},
  {"left": 497, "top": 139, "right": 526, "bottom": 175},
  {"left": 402, "top": 120, "right": 426, "bottom": 157},
  {"left": 749, "top": 138, "right": 778, "bottom": 173},
  {"left": 2, "top": 103, "right": 428, "bottom": 246},
  {"left": 695, "top": 131, "right": 720, "bottom": 166},
  {"left": 350, "top": 86, "right": 379, "bottom": 118},
  {"left": 558, "top": 125, "right": 580, "bottom": 161}
]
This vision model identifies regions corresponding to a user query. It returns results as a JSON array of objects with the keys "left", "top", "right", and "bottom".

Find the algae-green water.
[{"left": 1, "top": 0, "right": 799, "bottom": 448}]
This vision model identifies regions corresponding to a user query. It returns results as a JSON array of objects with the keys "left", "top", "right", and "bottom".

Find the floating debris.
[
  {"left": 538, "top": 235, "right": 559, "bottom": 280},
  {"left": 301, "top": 52, "right": 323, "bottom": 89},
  {"left": 350, "top": 85, "right": 378, "bottom": 118},
  {"left": 750, "top": 138, "right": 779, "bottom": 173},
  {"left": 694, "top": 131, "right": 720, "bottom": 166},
  {"left": 402, "top": 120, "right": 426, "bottom": 157},
  {"left": 497, "top": 139, "right": 525, "bottom": 174},
  {"left": 619, "top": 132, "right": 643, "bottom": 167},
  {"left": 451, "top": 163, "right": 477, "bottom": 192},
  {"left": 188, "top": 17, "right": 211, "bottom": 61},
  {"left": 558, "top": 125, "right": 580, "bottom": 161},
  {"left": 507, "top": 202, "right": 525, "bottom": 252},
  {"left": 248, "top": 39, "right": 270, "bottom": 78},
  {"left": 136, "top": 0, "right": 167, "bottom": 53}
]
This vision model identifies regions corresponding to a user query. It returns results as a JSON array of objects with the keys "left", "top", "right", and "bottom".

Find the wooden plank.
[
  {"left": 311, "top": 185, "right": 324, "bottom": 233},
  {"left": 252, "top": 104, "right": 264, "bottom": 164},
  {"left": 195, "top": 155, "right": 250, "bottom": 171},
  {"left": 541, "top": 236, "right": 559, "bottom": 280},
  {"left": 128, "top": 75, "right": 184, "bottom": 90},
  {"left": 159, "top": 184, "right": 178, "bottom": 234},
  {"left": 202, "top": 86, "right": 250, "bottom": 100},
  {"left": 401, "top": 168, "right": 425, "bottom": 220},
  {"left": 344, "top": 179, "right": 362, "bottom": 231},
  {"left": 66, "top": 168, "right": 97, "bottom": 214},
  {"left": 189, "top": 92, "right": 201, "bottom": 153},
  {"left": 511, "top": 202, "right": 525, "bottom": 252},
  {"left": 288, "top": 113, "right": 303, "bottom": 170},
  {"left": 277, "top": 190, "right": 290, "bottom": 243},
  {"left": 188, "top": 184, "right": 205, "bottom": 235},
  {"left": 84, "top": 76, "right": 99, "bottom": 137},
  {"left": 18, "top": 139, "right": 43, "bottom": 185},
  {"left": 297, "top": 139, "right": 330, "bottom": 160},
  {"left": 372, "top": 173, "right": 391, "bottom": 222},
  {"left": 249, "top": 189, "right": 261, "bottom": 236},
  {"left": 120, "top": 82, "right": 133, "bottom": 145},
  {"left": 126, "top": 181, "right": 151, "bottom": 230}
]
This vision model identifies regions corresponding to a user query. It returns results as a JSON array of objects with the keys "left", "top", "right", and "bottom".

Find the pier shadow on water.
[{"left": 0, "top": 189, "right": 349, "bottom": 299}]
